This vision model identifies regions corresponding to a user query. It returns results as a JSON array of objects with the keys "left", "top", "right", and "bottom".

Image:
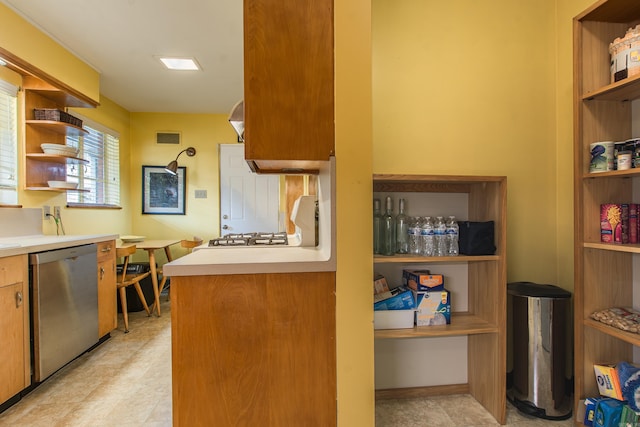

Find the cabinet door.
[
  {"left": 0, "top": 282, "right": 26, "bottom": 404},
  {"left": 243, "top": 0, "right": 334, "bottom": 172},
  {"left": 171, "top": 271, "right": 336, "bottom": 426},
  {"left": 97, "top": 241, "right": 117, "bottom": 337}
]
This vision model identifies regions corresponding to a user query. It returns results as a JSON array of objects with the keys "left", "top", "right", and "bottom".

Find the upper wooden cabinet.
[{"left": 243, "top": 0, "right": 335, "bottom": 174}]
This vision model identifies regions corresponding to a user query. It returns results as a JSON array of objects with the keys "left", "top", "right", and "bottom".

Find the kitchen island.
[
  {"left": 167, "top": 268, "right": 336, "bottom": 426},
  {"left": 164, "top": 159, "right": 337, "bottom": 426},
  {"left": 165, "top": 245, "right": 337, "bottom": 425}
]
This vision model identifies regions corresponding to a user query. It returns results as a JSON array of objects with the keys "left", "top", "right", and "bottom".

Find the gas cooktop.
[{"left": 209, "top": 232, "right": 288, "bottom": 247}]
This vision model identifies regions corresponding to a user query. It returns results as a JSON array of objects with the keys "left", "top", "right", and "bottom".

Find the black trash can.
[
  {"left": 116, "top": 262, "right": 155, "bottom": 312},
  {"left": 507, "top": 282, "right": 572, "bottom": 420}
]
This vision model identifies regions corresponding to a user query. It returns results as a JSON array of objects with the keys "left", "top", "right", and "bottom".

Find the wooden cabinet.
[
  {"left": 373, "top": 174, "right": 507, "bottom": 424},
  {"left": 573, "top": 0, "right": 640, "bottom": 417},
  {"left": 22, "top": 76, "right": 93, "bottom": 191},
  {"left": 97, "top": 240, "right": 117, "bottom": 338},
  {"left": 242, "top": 0, "right": 334, "bottom": 174},
  {"left": 171, "top": 271, "right": 336, "bottom": 426},
  {"left": 0, "top": 255, "right": 30, "bottom": 405}
]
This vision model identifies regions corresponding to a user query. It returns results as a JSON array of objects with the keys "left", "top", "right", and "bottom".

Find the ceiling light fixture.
[
  {"left": 157, "top": 56, "right": 201, "bottom": 71},
  {"left": 165, "top": 147, "right": 196, "bottom": 175}
]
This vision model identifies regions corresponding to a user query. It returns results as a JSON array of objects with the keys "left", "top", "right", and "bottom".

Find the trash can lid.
[{"left": 507, "top": 282, "right": 571, "bottom": 298}]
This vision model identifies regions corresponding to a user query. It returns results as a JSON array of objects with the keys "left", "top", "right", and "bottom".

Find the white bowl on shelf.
[
  {"left": 47, "top": 180, "right": 78, "bottom": 189},
  {"left": 120, "top": 235, "right": 145, "bottom": 243},
  {"left": 41, "top": 143, "right": 79, "bottom": 156}
]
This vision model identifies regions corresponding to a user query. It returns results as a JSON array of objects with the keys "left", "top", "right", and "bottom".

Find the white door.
[{"left": 219, "top": 144, "right": 280, "bottom": 235}]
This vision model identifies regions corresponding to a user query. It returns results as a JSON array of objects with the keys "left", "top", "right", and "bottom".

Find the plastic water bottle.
[
  {"left": 395, "top": 198, "right": 409, "bottom": 254},
  {"left": 381, "top": 196, "right": 396, "bottom": 256},
  {"left": 408, "top": 216, "right": 421, "bottom": 255},
  {"left": 445, "top": 215, "right": 459, "bottom": 256},
  {"left": 420, "top": 216, "right": 434, "bottom": 256},
  {"left": 434, "top": 216, "right": 446, "bottom": 256},
  {"left": 373, "top": 199, "right": 383, "bottom": 254}
]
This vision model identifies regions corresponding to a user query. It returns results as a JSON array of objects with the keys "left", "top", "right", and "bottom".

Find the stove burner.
[{"left": 209, "top": 232, "right": 288, "bottom": 247}]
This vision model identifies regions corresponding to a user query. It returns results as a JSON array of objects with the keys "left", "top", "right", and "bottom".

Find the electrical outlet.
[
  {"left": 43, "top": 205, "right": 51, "bottom": 219},
  {"left": 54, "top": 206, "right": 61, "bottom": 218}
]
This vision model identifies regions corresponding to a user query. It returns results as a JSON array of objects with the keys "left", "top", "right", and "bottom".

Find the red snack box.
[{"left": 601, "top": 204, "right": 622, "bottom": 243}]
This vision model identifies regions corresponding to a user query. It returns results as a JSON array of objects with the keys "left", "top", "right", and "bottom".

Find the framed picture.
[{"left": 142, "top": 165, "right": 186, "bottom": 215}]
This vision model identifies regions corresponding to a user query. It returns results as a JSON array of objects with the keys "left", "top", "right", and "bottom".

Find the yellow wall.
[
  {"left": 335, "top": 0, "right": 374, "bottom": 424},
  {"left": 128, "top": 112, "right": 237, "bottom": 259},
  {"left": 0, "top": 3, "right": 99, "bottom": 103},
  {"left": 372, "top": 0, "right": 567, "bottom": 290}
]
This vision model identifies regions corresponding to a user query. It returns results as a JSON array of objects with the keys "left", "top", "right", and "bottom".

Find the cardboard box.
[
  {"left": 413, "top": 289, "right": 450, "bottom": 326},
  {"left": 630, "top": 204, "right": 638, "bottom": 244},
  {"left": 583, "top": 397, "right": 603, "bottom": 427},
  {"left": 594, "top": 398, "right": 624, "bottom": 427},
  {"left": 403, "top": 270, "right": 444, "bottom": 292},
  {"left": 594, "top": 364, "right": 624, "bottom": 400},
  {"left": 601, "top": 204, "right": 623, "bottom": 244},
  {"left": 374, "top": 274, "right": 390, "bottom": 295},
  {"left": 374, "top": 287, "right": 415, "bottom": 311},
  {"left": 373, "top": 309, "right": 415, "bottom": 329}
]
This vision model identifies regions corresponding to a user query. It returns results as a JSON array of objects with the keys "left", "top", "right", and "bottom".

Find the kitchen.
[{"left": 0, "top": 0, "right": 595, "bottom": 426}]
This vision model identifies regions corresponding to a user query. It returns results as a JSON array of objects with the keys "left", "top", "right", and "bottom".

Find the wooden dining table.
[{"left": 117, "top": 239, "right": 180, "bottom": 316}]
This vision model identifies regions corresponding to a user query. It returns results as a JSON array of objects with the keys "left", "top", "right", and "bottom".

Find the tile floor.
[{"left": 0, "top": 300, "right": 574, "bottom": 426}]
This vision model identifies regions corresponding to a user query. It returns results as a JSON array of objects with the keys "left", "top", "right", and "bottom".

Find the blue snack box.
[
  {"left": 594, "top": 398, "right": 624, "bottom": 427},
  {"left": 373, "top": 287, "right": 416, "bottom": 311},
  {"left": 584, "top": 397, "right": 603, "bottom": 427}
]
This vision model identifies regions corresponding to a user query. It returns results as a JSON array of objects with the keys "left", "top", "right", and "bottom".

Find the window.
[
  {"left": 65, "top": 115, "right": 120, "bottom": 207},
  {"left": 0, "top": 79, "right": 18, "bottom": 205}
]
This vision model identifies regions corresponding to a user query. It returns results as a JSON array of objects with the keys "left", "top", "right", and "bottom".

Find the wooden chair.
[
  {"left": 116, "top": 245, "right": 151, "bottom": 333},
  {"left": 157, "top": 238, "right": 203, "bottom": 299}
]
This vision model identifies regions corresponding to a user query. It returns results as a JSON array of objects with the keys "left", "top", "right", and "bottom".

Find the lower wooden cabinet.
[
  {"left": 171, "top": 271, "right": 336, "bottom": 426},
  {"left": 0, "top": 255, "right": 30, "bottom": 405},
  {"left": 97, "top": 240, "right": 116, "bottom": 338}
]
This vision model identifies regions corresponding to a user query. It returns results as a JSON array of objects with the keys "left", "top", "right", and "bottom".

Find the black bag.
[{"left": 458, "top": 221, "right": 496, "bottom": 255}]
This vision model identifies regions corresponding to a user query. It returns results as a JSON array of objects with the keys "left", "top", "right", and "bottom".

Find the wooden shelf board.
[
  {"left": 375, "top": 383, "right": 469, "bottom": 400},
  {"left": 584, "top": 318, "right": 640, "bottom": 346},
  {"left": 26, "top": 120, "right": 87, "bottom": 136},
  {"left": 374, "top": 313, "right": 497, "bottom": 339},
  {"left": 25, "top": 186, "right": 89, "bottom": 192},
  {"left": 583, "top": 241, "right": 640, "bottom": 254},
  {"left": 582, "top": 169, "right": 640, "bottom": 179},
  {"left": 582, "top": 73, "right": 640, "bottom": 102},
  {"left": 374, "top": 254, "right": 499, "bottom": 263},
  {"left": 26, "top": 153, "right": 88, "bottom": 164}
]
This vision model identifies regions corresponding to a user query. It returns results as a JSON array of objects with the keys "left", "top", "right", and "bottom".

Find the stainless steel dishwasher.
[{"left": 29, "top": 243, "right": 98, "bottom": 382}]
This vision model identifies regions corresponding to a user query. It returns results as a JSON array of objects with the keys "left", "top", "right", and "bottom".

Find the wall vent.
[{"left": 156, "top": 132, "right": 181, "bottom": 144}]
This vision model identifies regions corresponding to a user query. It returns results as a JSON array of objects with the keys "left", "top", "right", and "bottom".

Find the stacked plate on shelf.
[
  {"left": 47, "top": 181, "right": 78, "bottom": 189},
  {"left": 41, "top": 143, "right": 79, "bottom": 157}
]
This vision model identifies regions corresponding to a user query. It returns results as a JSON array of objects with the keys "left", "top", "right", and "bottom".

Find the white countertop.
[
  {"left": 163, "top": 243, "right": 336, "bottom": 276},
  {"left": 0, "top": 234, "right": 118, "bottom": 257}
]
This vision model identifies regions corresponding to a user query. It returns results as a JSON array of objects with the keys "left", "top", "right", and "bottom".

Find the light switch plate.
[{"left": 195, "top": 190, "right": 207, "bottom": 199}]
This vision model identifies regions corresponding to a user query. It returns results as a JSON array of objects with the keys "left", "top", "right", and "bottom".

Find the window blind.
[
  {"left": 0, "top": 79, "right": 18, "bottom": 205},
  {"left": 66, "top": 114, "right": 120, "bottom": 206}
]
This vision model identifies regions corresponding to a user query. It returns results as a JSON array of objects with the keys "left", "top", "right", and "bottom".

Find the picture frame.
[{"left": 142, "top": 165, "right": 186, "bottom": 215}]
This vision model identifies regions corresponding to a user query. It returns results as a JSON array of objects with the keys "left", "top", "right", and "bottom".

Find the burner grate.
[{"left": 209, "top": 232, "right": 288, "bottom": 247}]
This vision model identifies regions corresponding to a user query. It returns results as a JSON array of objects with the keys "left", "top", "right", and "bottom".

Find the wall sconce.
[{"left": 165, "top": 147, "right": 196, "bottom": 175}]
